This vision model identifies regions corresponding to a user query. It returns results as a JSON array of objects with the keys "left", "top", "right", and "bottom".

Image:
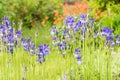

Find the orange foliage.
[
  {"left": 63, "top": 2, "right": 89, "bottom": 16},
  {"left": 54, "top": 10, "right": 59, "bottom": 16},
  {"left": 45, "top": 16, "right": 49, "bottom": 20},
  {"left": 53, "top": 2, "right": 89, "bottom": 25},
  {"left": 41, "top": 20, "right": 45, "bottom": 26},
  {"left": 53, "top": 1, "right": 105, "bottom": 25},
  {"left": 95, "top": 9, "right": 105, "bottom": 19}
]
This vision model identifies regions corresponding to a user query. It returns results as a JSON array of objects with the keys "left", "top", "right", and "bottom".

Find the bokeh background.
[{"left": 1, "top": 0, "right": 120, "bottom": 43}]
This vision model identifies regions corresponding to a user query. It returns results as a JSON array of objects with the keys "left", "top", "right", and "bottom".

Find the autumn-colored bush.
[{"left": 53, "top": 1, "right": 89, "bottom": 25}]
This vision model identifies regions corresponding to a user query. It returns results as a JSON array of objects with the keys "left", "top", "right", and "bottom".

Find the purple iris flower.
[
  {"left": 74, "top": 25, "right": 79, "bottom": 33},
  {"left": 116, "top": 35, "right": 120, "bottom": 44},
  {"left": 75, "top": 48, "right": 80, "bottom": 54},
  {"left": 111, "top": 41, "right": 115, "bottom": 47},
  {"left": 9, "top": 48, "right": 13, "bottom": 54},
  {"left": 63, "top": 40, "right": 66, "bottom": 44},
  {"left": 90, "top": 18, "right": 94, "bottom": 23},
  {"left": 23, "top": 43, "right": 28, "bottom": 51},
  {"left": 77, "top": 56, "right": 82, "bottom": 64},
  {"left": 38, "top": 44, "right": 43, "bottom": 52},
  {"left": 105, "top": 36, "right": 114, "bottom": 48},
  {"left": 106, "top": 36, "right": 113, "bottom": 41},
  {"left": 31, "top": 43, "right": 35, "bottom": 49},
  {"left": 8, "top": 33, "right": 14, "bottom": 42},
  {"left": 52, "top": 36, "right": 57, "bottom": 41},
  {"left": 81, "top": 26, "right": 86, "bottom": 37},
  {"left": 81, "top": 14, "right": 86, "bottom": 19},
  {"left": 1, "top": 27, "right": 5, "bottom": 33},
  {"left": 22, "top": 77, "right": 26, "bottom": 80},
  {"left": 21, "top": 38, "right": 26, "bottom": 42},
  {"left": 77, "top": 56, "right": 81, "bottom": 60},
  {"left": 2, "top": 17, "right": 8, "bottom": 20},
  {"left": 62, "top": 30, "right": 67, "bottom": 35},
  {"left": 16, "top": 30, "right": 22, "bottom": 36},
  {"left": 43, "top": 49, "right": 50, "bottom": 55},
  {"left": 116, "top": 35, "right": 120, "bottom": 40},
  {"left": 59, "top": 44, "right": 66, "bottom": 50},
  {"left": 9, "top": 28, "right": 13, "bottom": 33},
  {"left": 38, "top": 53, "right": 44, "bottom": 57},
  {"left": 6, "top": 20, "right": 10, "bottom": 27},
  {"left": 73, "top": 48, "right": 80, "bottom": 58},
  {"left": 43, "top": 44, "right": 48, "bottom": 49},
  {"left": 56, "top": 31, "right": 59, "bottom": 35},
  {"left": 74, "top": 21, "right": 81, "bottom": 33},
  {"left": 64, "top": 16, "right": 74, "bottom": 28},
  {"left": 76, "top": 21, "right": 82, "bottom": 27},
  {"left": 102, "top": 27, "right": 113, "bottom": 36}
]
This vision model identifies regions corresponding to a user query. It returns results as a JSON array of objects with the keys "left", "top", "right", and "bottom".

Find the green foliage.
[
  {"left": 89, "top": 0, "right": 120, "bottom": 11},
  {"left": 89, "top": 0, "right": 120, "bottom": 34},
  {"left": 0, "top": 0, "right": 63, "bottom": 28}
]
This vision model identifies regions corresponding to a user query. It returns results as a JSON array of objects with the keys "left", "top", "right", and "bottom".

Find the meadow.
[{"left": 0, "top": 0, "right": 120, "bottom": 80}]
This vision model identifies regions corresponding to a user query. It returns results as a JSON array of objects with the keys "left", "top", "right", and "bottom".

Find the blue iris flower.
[
  {"left": 16, "top": 30, "right": 22, "bottom": 36},
  {"left": 90, "top": 18, "right": 94, "bottom": 23},
  {"left": 1, "top": 27, "right": 5, "bottom": 33},
  {"left": 43, "top": 44, "right": 48, "bottom": 49},
  {"left": 75, "top": 48, "right": 80, "bottom": 54},
  {"left": 38, "top": 44, "right": 44, "bottom": 53},
  {"left": 63, "top": 40, "right": 66, "bottom": 45},
  {"left": 52, "top": 36, "right": 57, "bottom": 41},
  {"left": 23, "top": 43, "right": 28, "bottom": 51},
  {"left": 116, "top": 35, "right": 120, "bottom": 41},
  {"left": 64, "top": 16, "right": 74, "bottom": 27},
  {"left": 116, "top": 35, "right": 120, "bottom": 44},
  {"left": 8, "top": 33, "right": 14, "bottom": 42},
  {"left": 59, "top": 44, "right": 66, "bottom": 50},
  {"left": 2, "top": 17, "right": 8, "bottom": 20},
  {"left": 9, "top": 28, "right": 13, "bottom": 33},
  {"left": 21, "top": 38, "right": 26, "bottom": 42},
  {"left": 43, "top": 49, "right": 50, "bottom": 55},
  {"left": 22, "top": 77, "right": 26, "bottom": 80},
  {"left": 102, "top": 27, "right": 113, "bottom": 36},
  {"left": 81, "top": 14, "right": 86, "bottom": 19},
  {"left": 74, "top": 25, "right": 79, "bottom": 33},
  {"left": 31, "top": 44, "right": 35, "bottom": 49},
  {"left": 9, "top": 48, "right": 13, "bottom": 54},
  {"left": 6, "top": 21, "right": 10, "bottom": 27},
  {"left": 77, "top": 56, "right": 81, "bottom": 60},
  {"left": 38, "top": 53, "right": 44, "bottom": 57},
  {"left": 106, "top": 36, "right": 113, "bottom": 41},
  {"left": 77, "top": 56, "right": 82, "bottom": 64}
]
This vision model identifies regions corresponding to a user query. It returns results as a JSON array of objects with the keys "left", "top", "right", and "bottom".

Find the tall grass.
[{"left": 0, "top": 15, "right": 120, "bottom": 80}]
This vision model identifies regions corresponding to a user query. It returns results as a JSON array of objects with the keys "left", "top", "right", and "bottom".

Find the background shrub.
[{"left": 0, "top": 0, "right": 63, "bottom": 28}]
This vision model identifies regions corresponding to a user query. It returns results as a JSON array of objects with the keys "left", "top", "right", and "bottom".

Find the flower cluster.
[
  {"left": 0, "top": 17, "right": 22, "bottom": 54},
  {"left": 0, "top": 17, "right": 50, "bottom": 63},
  {"left": 73, "top": 48, "right": 81, "bottom": 64},
  {"left": 101, "top": 27, "right": 115, "bottom": 49},
  {"left": 116, "top": 35, "right": 120, "bottom": 44},
  {"left": 51, "top": 14, "right": 120, "bottom": 64},
  {"left": 36, "top": 44, "right": 50, "bottom": 63},
  {"left": 21, "top": 38, "right": 35, "bottom": 55}
]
